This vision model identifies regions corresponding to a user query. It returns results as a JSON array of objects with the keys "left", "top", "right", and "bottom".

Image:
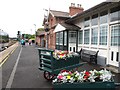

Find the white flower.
[
  {"left": 53, "top": 79, "right": 57, "bottom": 83},
  {"left": 89, "top": 78, "right": 95, "bottom": 82},
  {"left": 100, "top": 74, "right": 112, "bottom": 82},
  {"left": 77, "top": 73, "right": 84, "bottom": 82},
  {"left": 61, "top": 72, "right": 69, "bottom": 76},
  {"left": 88, "top": 76, "right": 96, "bottom": 82},
  {"left": 75, "top": 71, "right": 80, "bottom": 77},
  {"left": 62, "top": 77, "right": 67, "bottom": 83},
  {"left": 99, "top": 69, "right": 112, "bottom": 82},
  {"left": 69, "top": 77, "right": 75, "bottom": 83}
]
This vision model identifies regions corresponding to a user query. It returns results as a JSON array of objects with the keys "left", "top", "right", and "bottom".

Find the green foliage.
[
  {"left": 24, "top": 34, "right": 35, "bottom": 39},
  {"left": 37, "top": 28, "right": 44, "bottom": 31}
]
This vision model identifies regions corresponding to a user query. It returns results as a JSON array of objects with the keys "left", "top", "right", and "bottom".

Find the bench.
[{"left": 77, "top": 49, "right": 99, "bottom": 64}]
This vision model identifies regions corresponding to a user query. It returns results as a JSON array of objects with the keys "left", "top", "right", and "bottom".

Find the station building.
[
  {"left": 39, "top": 2, "right": 120, "bottom": 70},
  {"left": 54, "top": 2, "right": 120, "bottom": 68}
]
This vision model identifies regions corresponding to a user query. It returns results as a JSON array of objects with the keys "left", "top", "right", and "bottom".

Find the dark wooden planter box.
[
  {"left": 53, "top": 81, "right": 115, "bottom": 90},
  {"left": 53, "top": 56, "right": 80, "bottom": 69}
]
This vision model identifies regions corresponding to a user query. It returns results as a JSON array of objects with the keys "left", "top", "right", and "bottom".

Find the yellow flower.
[{"left": 67, "top": 75, "right": 71, "bottom": 79}]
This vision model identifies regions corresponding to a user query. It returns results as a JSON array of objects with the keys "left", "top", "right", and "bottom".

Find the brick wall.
[{"left": 36, "top": 36, "right": 40, "bottom": 46}]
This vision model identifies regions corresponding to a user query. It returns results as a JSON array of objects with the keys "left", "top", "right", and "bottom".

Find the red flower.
[
  {"left": 61, "top": 70, "right": 69, "bottom": 73},
  {"left": 84, "top": 75, "right": 88, "bottom": 80},
  {"left": 84, "top": 71, "right": 91, "bottom": 80},
  {"left": 85, "top": 71, "right": 90, "bottom": 76}
]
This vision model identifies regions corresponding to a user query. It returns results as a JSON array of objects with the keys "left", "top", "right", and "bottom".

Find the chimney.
[{"left": 69, "top": 3, "right": 84, "bottom": 16}]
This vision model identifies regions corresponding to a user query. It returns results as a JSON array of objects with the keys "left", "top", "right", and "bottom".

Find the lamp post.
[
  {"left": 44, "top": 9, "right": 49, "bottom": 49},
  {"left": 30, "top": 29, "right": 32, "bottom": 35},
  {"left": 34, "top": 24, "right": 36, "bottom": 44},
  {"left": 34, "top": 24, "right": 36, "bottom": 32}
]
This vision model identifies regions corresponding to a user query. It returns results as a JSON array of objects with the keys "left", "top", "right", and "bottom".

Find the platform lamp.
[
  {"left": 44, "top": 9, "right": 50, "bottom": 49},
  {"left": 34, "top": 24, "right": 36, "bottom": 44}
]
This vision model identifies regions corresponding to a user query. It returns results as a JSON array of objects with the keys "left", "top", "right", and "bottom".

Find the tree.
[
  {"left": 24, "top": 34, "right": 35, "bottom": 39},
  {"left": 37, "top": 28, "right": 44, "bottom": 31}
]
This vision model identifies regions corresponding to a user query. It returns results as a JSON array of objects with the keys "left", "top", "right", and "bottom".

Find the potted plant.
[
  {"left": 52, "top": 69, "right": 115, "bottom": 89},
  {"left": 52, "top": 50, "right": 80, "bottom": 69}
]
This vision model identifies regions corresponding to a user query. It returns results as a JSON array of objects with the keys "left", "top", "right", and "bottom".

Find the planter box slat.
[{"left": 53, "top": 81, "right": 115, "bottom": 89}]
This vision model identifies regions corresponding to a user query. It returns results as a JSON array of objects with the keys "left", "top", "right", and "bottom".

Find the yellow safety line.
[
  {"left": 0, "top": 46, "right": 18, "bottom": 67},
  {"left": 0, "top": 56, "right": 9, "bottom": 67}
]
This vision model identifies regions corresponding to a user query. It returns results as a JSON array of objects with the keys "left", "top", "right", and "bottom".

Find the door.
[
  {"left": 68, "top": 31, "right": 77, "bottom": 52},
  {"left": 109, "top": 24, "right": 120, "bottom": 67}
]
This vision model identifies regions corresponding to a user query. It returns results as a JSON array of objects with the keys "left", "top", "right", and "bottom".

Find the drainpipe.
[{"left": 76, "top": 30, "right": 78, "bottom": 52}]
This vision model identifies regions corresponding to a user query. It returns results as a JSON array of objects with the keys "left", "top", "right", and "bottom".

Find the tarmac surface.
[{"left": 1, "top": 43, "right": 120, "bottom": 90}]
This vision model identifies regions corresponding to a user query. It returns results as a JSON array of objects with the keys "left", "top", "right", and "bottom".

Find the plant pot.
[{"left": 53, "top": 81, "right": 115, "bottom": 90}]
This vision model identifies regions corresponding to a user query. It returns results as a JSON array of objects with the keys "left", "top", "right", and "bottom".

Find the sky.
[{"left": 0, "top": 0, "right": 106, "bottom": 37}]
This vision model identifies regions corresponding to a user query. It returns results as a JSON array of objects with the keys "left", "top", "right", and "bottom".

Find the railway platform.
[{"left": 0, "top": 42, "right": 18, "bottom": 67}]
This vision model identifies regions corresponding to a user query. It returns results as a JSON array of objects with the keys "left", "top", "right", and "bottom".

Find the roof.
[
  {"left": 36, "top": 31, "right": 45, "bottom": 36},
  {"left": 60, "top": 22, "right": 80, "bottom": 30},
  {"left": 54, "top": 22, "right": 80, "bottom": 33},
  {"left": 66, "top": 2, "right": 112, "bottom": 23},
  {"left": 43, "top": 10, "right": 70, "bottom": 26},
  {"left": 50, "top": 10, "right": 70, "bottom": 18}
]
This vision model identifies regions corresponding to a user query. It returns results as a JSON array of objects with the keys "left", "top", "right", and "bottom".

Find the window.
[
  {"left": 84, "top": 17, "right": 90, "bottom": 28},
  {"left": 56, "top": 33, "right": 59, "bottom": 45},
  {"left": 91, "top": 14, "right": 98, "bottom": 26},
  {"left": 59, "top": 32, "right": 63, "bottom": 45},
  {"left": 110, "top": 6, "right": 120, "bottom": 22},
  {"left": 91, "top": 27, "right": 98, "bottom": 45},
  {"left": 73, "top": 47, "right": 75, "bottom": 52},
  {"left": 111, "top": 25, "right": 120, "bottom": 46},
  {"left": 79, "top": 31, "right": 83, "bottom": 44},
  {"left": 64, "top": 31, "right": 67, "bottom": 45},
  {"left": 69, "top": 31, "right": 76, "bottom": 43},
  {"left": 116, "top": 52, "right": 119, "bottom": 62},
  {"left": 100, "top": 25, "right": 108, "bottom": 45},
  {"left": 84, "top": 29, "right": 90, "bottom": 44},
  {"left": 111, "top": 51, "right": 113, "bottom": 61},
  {"left": 70, "top": 47, "right": 72, "bottom": 51},
  {"left": 100, "top": 10, "right": 108, "bottom": 24}
]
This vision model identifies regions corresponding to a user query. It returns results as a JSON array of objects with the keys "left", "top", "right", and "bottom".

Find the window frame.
[
  {"left": 84, "top": 29, "right": 90, "bottom": 45},
  {"left": 78, "top": 30, "right": 83, "bottom": 44},
  {"left": 99, "top": 25, "right": 108, "bottom": 45},
  {"left": 91, "top": 27, "right": 98, "bottom": 45}
]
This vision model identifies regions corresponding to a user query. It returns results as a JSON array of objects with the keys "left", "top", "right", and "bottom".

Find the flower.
[
  {"left": 53, "top": 50, "right": 79, "bottom": 60},
  {"left": 67, "top": 75, "right": 71, "bottom": 80},
  {"left": 52, "top": 69, "right": 113, "bottom": 84},
  {"left": 69, "top": 77, "right": 75, "bottom": 83},
  {"left": 57, "top": 74, "right": 64, "bottom": 80},
  {"left": 62, "top": 77, "right": 67, "bottom": 83},
  {"left": 61, "top": 70, "right": 69, "bottom": 72},
  {"left": 99, "top": 69, "right": 112, "bottom": 82}
]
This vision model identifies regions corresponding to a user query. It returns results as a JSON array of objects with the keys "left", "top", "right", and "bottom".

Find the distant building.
[{"left": 36, "top": 30, "right": 45, "bottom": 47}]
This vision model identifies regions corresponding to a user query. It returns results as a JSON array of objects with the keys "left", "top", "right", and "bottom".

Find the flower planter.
[
  {"left": 53, "top": 81, "right": 115, "bottom": 90},
  {"left": 52, "top": 69, "right": 115, "bottom": 90}
]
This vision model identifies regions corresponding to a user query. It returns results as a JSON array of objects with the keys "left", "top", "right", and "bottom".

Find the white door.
[
  {"left": 109, "top": 24, "right": 120, "bottom": 67},
  {"left": 69, "top": 44, "right": 76, "bottom": 52},
  {"left": 68, "top": 31, "right": 77, "bottom": 52}
]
